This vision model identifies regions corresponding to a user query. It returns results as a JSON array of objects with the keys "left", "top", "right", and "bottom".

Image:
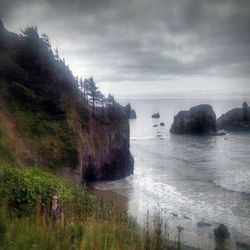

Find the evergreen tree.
[{"left": 86, "top": 77, "right": 98, "bottom": 112}]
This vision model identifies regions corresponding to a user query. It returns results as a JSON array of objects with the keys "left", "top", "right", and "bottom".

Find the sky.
[{"left": 1, "top": 0, "right": 250, "bottom": 98}]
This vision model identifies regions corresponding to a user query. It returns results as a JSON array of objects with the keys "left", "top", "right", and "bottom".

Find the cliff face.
[
  {"left": 80, "top": 113, "right": 134, "bottom": 182},
  {"left": 0, "top": 21, "right": 134, "bottom": 182}
]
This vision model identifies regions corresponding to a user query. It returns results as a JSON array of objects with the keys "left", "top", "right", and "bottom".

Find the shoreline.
[
  {"left": 88, "top": 183, "right": 202, "bottom": 250},
  {"left": 88, "top": 181, "right": 250, "bottom": 250}
]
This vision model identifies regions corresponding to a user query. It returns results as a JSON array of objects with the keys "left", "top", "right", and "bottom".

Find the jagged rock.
[
  {"left": 217, "top": 102, "right": 250, "bottom": 131},
  {"left": 0, "top": 19, "right": 19, "bottom": 50},
  {"left": 81, "top": 114, "right": 134, "bottom": 182},
  {"left": 124, "top": 104, "right": 137, "bottom": 119},
  {"left": 0, "top": 19, "right": 4, "bottom": 31},
  {"left": 160, "top": 122, "right": 165, "bottom": 126},
  {"left": 152, "top": 113, "right": 160, "bottom": 118},
  {"left": 214, "top": 224, "right": 230, "bottom": 239},
  {"left": 153, "top": 124, "right": 158, "bottom": 127},
  {"left": 236, "top": 241, "right": 250, "bottom": 250},
  {"left": 170, "top": 104, "right": 217, "bottom": 134},
  {"left": 211, "top": 131, "right": 226, "bottom": 136}
]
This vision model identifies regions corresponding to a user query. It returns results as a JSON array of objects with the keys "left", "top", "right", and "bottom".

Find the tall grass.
[{"left": 0, "top": 165, "right": 176, "bottom": 250}]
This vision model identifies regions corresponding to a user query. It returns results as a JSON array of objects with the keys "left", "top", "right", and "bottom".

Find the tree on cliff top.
[
  {"left": 86, "top": 77, "right": 99, "bottom": 112},
  {"left": 2, "top": 23, "right": 120, "bottom": 117}
]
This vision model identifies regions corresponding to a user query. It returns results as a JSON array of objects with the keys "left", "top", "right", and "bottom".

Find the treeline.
[
  {"left": 17, "top": 26, "right": 117, "bottom": 114},
  {"left": 77, "top": 77, "right": 116, "bottom": 113}
]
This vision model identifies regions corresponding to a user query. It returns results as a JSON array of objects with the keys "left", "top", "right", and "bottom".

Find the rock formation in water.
[
  {"left": 170, "top": 104, "right": 217, "bottom": 134},
  {"left": 217, "top": 102, "right": 250, "bottom": 131},
  {"left": 0, "top": 20, "right": 134, "bottom": 183},
  {"left": 214, "top": 224, "right": 230, "bottom": 240},
  {"left": 152, "top": 113, "right": 160, "bottom": 118},
  {"left": 124, "top": 103, "right": 137, "bottom": 119}
]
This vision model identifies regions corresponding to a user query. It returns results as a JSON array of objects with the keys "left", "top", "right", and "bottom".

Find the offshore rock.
[
  {"left": 152, "top": 113, "right": 160, "bottom": 118},
  {"left": 214, "top": 224, "right": 230, "bottom": 240},
  {"left": 170, "top": 104, "right": 217, "bottom": 134},
  {"left": 217, "top": 102, "right": 250, "bottom": 131}
]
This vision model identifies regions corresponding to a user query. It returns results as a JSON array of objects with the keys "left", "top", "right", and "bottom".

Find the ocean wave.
[
  {"left": 212, "top": 178, "right": 250, "bottom": 195},
  {"left": 90, "top": 179, "right": 130, "bottom": 190},
  {"left": 130, "top": 136, "right": 155, "bottom": 140}
]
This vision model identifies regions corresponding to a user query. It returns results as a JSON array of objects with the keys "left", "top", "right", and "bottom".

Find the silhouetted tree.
[
  {"left": 106, "top": 93, "right": 115, "bottom": 107},
  {"left": 96, "top": 90, "right": 105, "bottom": 115},
  {"left": 41, "top": 33, "right": 51, "bottom": 51},
  {"left": 20, "top": 26, "right": 39, "bottom": 44},
  {"left": 86, "top": 77, "right": 98, "bottom": 112}
]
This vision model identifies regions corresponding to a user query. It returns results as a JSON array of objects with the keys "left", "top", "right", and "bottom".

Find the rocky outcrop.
[
  {"left": 170, "top": 104, "right": 217, "bottom": 134},
  {"left": 0, "top": 19, "right": 19, "bottom": 51},
  {"left": 197, "top": 221, "right": 212, "bottom": 227},
  {"left": 236, "top": 241, "right": 250, "bottom": 250},
  {"left": 217, "top": 102, "right": 250, "bottom": 131},
  {"left": 124, "top": 104, "right": 137, "bottom": 119},
  {"left": 152, "top": 113, "right": 160, "bottom": 118},
  {"left": 130, "top": 109, "right": 136, "bottom": 119},
  {"left": 214, "top": 224, "right": 230, "bottom": 240},
  {"left": 80, "top": 108, "right": 134, "bottom": 182}
]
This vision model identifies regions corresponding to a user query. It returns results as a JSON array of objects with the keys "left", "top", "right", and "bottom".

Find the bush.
[{"left": 0, "top": 165, "right": 94, "bottom": 215}]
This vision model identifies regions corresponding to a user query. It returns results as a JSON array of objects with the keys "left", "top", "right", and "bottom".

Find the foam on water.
[{"left": 213, "top": 170, "right": 250, "bottom": 194}]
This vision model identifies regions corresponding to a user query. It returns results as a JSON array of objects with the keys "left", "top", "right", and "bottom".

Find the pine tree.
[{"left": 86, "top": 77, "right": 98, "bottom": 112}]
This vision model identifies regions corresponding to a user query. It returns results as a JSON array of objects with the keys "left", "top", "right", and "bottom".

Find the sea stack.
[
  {"left": 124, "top": 103, "right": 137, "bottom": 119},
  {"left": 217, "top": 102, "right": 250, "bottom": 131},
  {"left": 170, "top": 104, "right": 217, "bottom": 134},
  {"left": 152, "top": 113, "right": 160, "bottom": 118}
]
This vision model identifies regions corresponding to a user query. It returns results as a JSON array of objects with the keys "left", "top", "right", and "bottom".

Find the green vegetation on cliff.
[{"left": 0, "top": 24, "right": 91, "bottom": 169}]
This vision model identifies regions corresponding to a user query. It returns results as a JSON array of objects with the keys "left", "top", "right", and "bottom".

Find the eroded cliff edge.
[{"left": 78, "top": 110, "right": 134, "bottom": 182}]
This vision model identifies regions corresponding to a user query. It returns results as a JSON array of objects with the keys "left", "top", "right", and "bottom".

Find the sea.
[{"left": 91, "top": 95, "right": 250, "bottom": 249}]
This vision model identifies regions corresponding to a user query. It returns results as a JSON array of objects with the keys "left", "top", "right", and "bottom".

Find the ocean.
[{"left": 92, "top": 96, "right": 250, "bottom": 249}]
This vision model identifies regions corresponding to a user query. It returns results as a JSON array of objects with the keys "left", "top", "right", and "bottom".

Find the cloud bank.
[{"left": 1, "top": 0, "right": 250, "bottom": 96}]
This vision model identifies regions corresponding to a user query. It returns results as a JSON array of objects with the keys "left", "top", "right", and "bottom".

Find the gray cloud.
[{"left": 1, "top": 0, "right": 250, "bottom": 95}]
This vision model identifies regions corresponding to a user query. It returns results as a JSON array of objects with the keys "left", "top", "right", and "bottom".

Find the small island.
[
  {"left": 217, "top": 102, "right": 250, "bottom": 131},
  {"left": 170, "top": 104, "right": 217, "bottom": 134}
]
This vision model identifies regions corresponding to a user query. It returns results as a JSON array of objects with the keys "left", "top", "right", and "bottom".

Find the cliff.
[{"left": 0, "top": 21, "right": 134, "bottom": 183}]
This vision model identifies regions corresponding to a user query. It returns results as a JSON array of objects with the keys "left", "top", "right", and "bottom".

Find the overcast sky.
[{"left": 1, "top": 0, "right": 250, "bottom": 97}]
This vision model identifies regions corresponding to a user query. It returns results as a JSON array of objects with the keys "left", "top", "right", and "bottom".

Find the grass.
[
  {"left": 0, "top": 164, "right": 174, "bottom": 250},
  {"left": 0, "top": 123, "right": 17, "bottom": 166},
  {"left": 0, "top": 79, "right": 85, "bottom": 169}
]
